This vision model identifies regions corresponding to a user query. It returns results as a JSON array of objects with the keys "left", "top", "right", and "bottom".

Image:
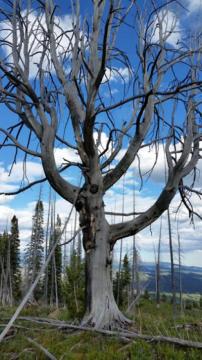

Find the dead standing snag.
[{"left": 0, "top": 0, "right": 201, "bottom": 329}]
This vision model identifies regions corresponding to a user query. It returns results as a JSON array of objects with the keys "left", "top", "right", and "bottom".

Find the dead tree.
[
  {"left": 44, "top": 187, "right": 52, "bottom": 304},
  {"left": 0, "top": 0, "right": 201, "bottom": 329},
  {"left": 131, "top": 173, "right": 140, "bottom": 302},
  {"left": 156, "top": 217, "right": 162, "bottom": 308},
  {"left": 116, "top": 175, "right": 125, "bottom": 305},
  {"left": 177, "top": 220, "right": 183, "bottom": 314},
  {"left": 168, "top": 207, "right": 176, "bottom": 317}
]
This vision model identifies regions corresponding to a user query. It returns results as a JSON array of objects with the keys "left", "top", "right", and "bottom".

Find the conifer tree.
[
  {"left": 10, "top": 215, "right": 21, "bottom": 301},
  {"left": 0, "top": 231, "right": 12, "bottom": 305},
  {"left": 114, "top": 254, "right": 131, "bottom": 307},
  {"left": 47, "top": 214, "right": 63, "bottom": 306},
  {"left": 25, "top": 200, "right": 44, "bottom": 300},
  {"left": 122, "top": 254, "right": 131, "bottom": 290}
]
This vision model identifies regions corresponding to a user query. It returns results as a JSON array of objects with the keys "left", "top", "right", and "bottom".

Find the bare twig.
[{"left": 25, "top": 336, "right": 57, "bottom": 360}]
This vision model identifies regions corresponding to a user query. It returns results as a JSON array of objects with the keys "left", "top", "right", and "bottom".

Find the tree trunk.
[
  {"left": 177, "top": 229, "right": 183, "bottom": 315},
  {"left": 78, "top": 189, "right": 130, "bottom": 330},
  {"left": 167, "top": 208, "right": 176, "bottom": 318},
  {"left": 82, "top": 221, "right": 130, "bottom": 329},
  {"left": 156, "top": 217, "right": 162, "bottom": 308}
]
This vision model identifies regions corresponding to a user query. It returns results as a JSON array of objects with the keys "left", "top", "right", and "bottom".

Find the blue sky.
[{"left": 0, "top": 0, "right": 202, "bottom": 267}]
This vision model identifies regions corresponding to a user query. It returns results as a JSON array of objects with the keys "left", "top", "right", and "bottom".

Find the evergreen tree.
[
  {"left": 25, "top": 200, "right": 44, "bottom": 300},
  {"left": 47, "top": 214, "right": 63, "bottom": 306},
  {"left": 114, "top": 254, "right": 131, "bottom": 307},
  {"left": 122, "top": 254, "right": 131, "bottom": 289},
  {"left": 0, "top": 231, "right": 12, "bottom": 305},
  {"left": 10, "top": 215, "right": 21, "bottom": 301}
]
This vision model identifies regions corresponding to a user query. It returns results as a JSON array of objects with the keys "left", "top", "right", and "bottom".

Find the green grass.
[{"left": 0, "top": 299, "right": 202, "bottom": 359}]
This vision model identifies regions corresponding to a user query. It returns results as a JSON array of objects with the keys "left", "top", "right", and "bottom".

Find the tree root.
[{"left": 81, "top": 310, "right": 132, "bottom": 330}]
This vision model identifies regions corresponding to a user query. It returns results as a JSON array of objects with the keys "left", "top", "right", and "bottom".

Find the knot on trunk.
[{"left": 90, "top": 184, "right": 99, "bottom": 194}]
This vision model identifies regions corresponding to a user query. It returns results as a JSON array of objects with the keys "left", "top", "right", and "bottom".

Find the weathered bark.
[
  {"left": 77, "top": 183, "right": 130, "bottom": 329},
  {"left": 0, "top": 0, "right": 201, "bottom": 334},
  {"left": 82, "top": 221, "right": 130, "bottom": 329}
]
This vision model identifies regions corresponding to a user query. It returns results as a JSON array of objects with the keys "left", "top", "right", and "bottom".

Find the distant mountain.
[
  {"left": 138, "top": 262, "right": 202, "bottom": 294},
  {"left": 140, "top": 261, "right": 202, "bottom": 274}
]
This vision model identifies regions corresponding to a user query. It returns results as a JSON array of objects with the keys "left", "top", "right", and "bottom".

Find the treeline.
[
  {"left": 0, "top": 216, "right": 21, "bottom": 305},
  {"left": 0, "top": 199, "right": 140, "bottom": 317}
]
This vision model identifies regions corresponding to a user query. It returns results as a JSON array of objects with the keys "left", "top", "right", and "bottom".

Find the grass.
[{"left": 0, "top": 298, "right": 202, "bottom": 359}]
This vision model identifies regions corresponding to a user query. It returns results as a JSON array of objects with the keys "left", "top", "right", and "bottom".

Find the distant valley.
[{"left": 139, "top": 262, "right": 202, "bottom": 294}]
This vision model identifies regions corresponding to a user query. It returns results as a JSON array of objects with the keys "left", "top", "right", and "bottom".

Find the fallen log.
[
  {"left": 15, "top": 316, "right": 202, "bottom": 350},
  {"left": 25, "top": 336, "right": 57, "bottom": 360},
  {"left": 174, "top": 323, "right": 202, "bottom": 331}
]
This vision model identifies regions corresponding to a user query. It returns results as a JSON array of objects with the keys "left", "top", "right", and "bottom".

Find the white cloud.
[
  {"left": 0, "top": 11, "right": 75, "bottom": 78},
  {"left": 0, "top": 161, "right": 44, "bottom": 184},
  {"left": 151, "top": 9, "right": 181, "bottom": 47},
  {"left": 0, "top": 5, "right": 131, "bottom": 87},
  {"left": 111, "top": 190, "right": 202, "bottom": 267},
  {"left": 0, "top": 160, "right": 45, "bottom": 206},
  {"left": 114, "top": 144, "right": 166, "bottom": 186},
  {"left": 0, "top": 166, "right": 201, "bottom": 266},
  {"left": 0, "top": 194, "right": 15, "bottom": 204},
  {"left": 103, "top": 67, "right": 130, "bottom": 83},
  {"left": 54, "top": 132, "right": 114, "bottom": 167},
  {"left": 54, "top": 147, "right": 79, "bottom": 167},
  {"left": 114, "top": 140, "right": 202, "bottom": 188},
  {"left": 94, "top": 131, "right": 113, "bottom": 156},
  {"left": 103, "top": 140, "right": 202, "bottom": 267}
]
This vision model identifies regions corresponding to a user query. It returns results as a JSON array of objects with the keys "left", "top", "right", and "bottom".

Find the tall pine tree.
[
  {"left": 10, "top": 215, "right": 21, "bottom": 301},
  {"left": 114, "top": 254, "right": 131, "bottom": 307},
  {"left": 47, "top": 214, "right": 62, "bottom": 306},
  {"left": 25, "top": 200, "right": 44, "bottom": 300},
  {"left": 0, "top": 231, "right": 12, "bottom": 305}
]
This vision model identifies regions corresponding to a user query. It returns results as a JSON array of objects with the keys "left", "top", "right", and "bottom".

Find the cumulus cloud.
[
  {"left": 0, "top": 161, "right": 44, "bottom": 188},
  {"left": 150, "top": 9, "right": 181, "bottom": 47},
  {"left": 0, "top": 10, "right": 75, "bottom": 79},
  {"left": 0, "top": 9, "right": 130, "bottom": 85},
  {"left": 111, "top": 187, "right": 202, "bottom": 267},
  {"left": 54, "top": 131, "right": 114, "bottom": 168},
  {"left": 0, "top": 161, "right": 201, "bottom": 266},
  {"left": 0, "top": 160, "right": 45, "bottom": 205},
  {"left": 103, "top": 67, "right": 130, "bottom": 83},
  {"left": 114, "top": 140, "right": 202, "bottom": 189},
  {"left": 103, "top": 139, "right": 202, "bottom": 266},
  {"left": 54, "top": 147, "right": 80, "bottom": 167}
]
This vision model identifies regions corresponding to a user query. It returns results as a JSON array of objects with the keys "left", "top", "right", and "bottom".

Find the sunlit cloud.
[
  {"left": 150, "top": 9, "right": 181, "bottom": 47},
  {"left": 0, "top": 11, "right": 75, "bottom": 78}
]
